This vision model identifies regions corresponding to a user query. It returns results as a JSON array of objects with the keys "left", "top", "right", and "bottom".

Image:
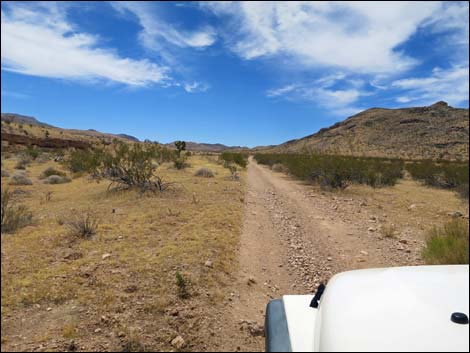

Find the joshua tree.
[{"left": 174, "top": 140, "right": 186, "bottom": 157}]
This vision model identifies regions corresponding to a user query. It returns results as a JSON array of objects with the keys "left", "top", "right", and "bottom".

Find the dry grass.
[
  {"left": 422, "top": 219, "right": 469, "bottom": 265},
  {"left": 1, "top": 154, "right": 245, "bottom": 351}
]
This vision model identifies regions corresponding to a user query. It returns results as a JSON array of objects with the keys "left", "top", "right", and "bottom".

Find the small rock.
[
  {"left": 368, "top": 227, "right": 376, "bottom": 232},
  {"left": 46, "top": 307, "right": 52, "bottom": 311},
  {"left": 327, "top": 257, "right": 333, "bottom": 261},
  {"left": 204, "top": 260, "right": 213, "bottom": 268},
  {"left": 117, "top": 331, "right": 126, "bottom": 338},
  {"left": 102, "top": 253, "right": 111, "bottom": 260},
  {"left": 399, "top": 239, "right": 408, "bottom": 244},
  {"left": 408, "top": 204, "right": 417, "bottom": 211},
  {"left": 247, "top": 276, "right": 256, "bottom": 285},
  {"left": 360, "top": 251, "right": 368, "bottom": 256},
  {"left": 94, "top": 328, "right": 102, "bottom": 333},
  {"left": 171, "top": 335, "right": 186, "bottom": 349}
]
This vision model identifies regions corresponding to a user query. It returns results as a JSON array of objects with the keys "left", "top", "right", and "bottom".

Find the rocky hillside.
[
  {"left": 1, "top": 113, "right": 139, "bottom": 146},
  {"left": 263, "top": 102, "right": 469, "bottom": 161}
]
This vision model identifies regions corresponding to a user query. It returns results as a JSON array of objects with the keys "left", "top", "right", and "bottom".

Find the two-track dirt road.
[{"left": 214, "top": 157, "right": 423, "bottom": 351}]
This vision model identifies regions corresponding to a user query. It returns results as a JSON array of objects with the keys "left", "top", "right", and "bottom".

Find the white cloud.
[
  {"left": 183, "top": 81, "right": 210, "bottom": 93},
  {"left": 392, "top": 65, "right": 469, "bottom": 106},
  {"left": 1, "top": 2, "right": 169, "bottom": 86},
  {"left": 111, "top": 2, "right": 217, "bottom": 50},
  {"left": 203, "top": 1, "right": 443, "bottom": 73},
  {"left": 267, "top": 74, "right": 367, "bottom": 115}
]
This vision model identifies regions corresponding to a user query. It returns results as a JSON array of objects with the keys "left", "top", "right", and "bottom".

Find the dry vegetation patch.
[{"left": 1, "top": 153, "right": 245, "bottom": 351}]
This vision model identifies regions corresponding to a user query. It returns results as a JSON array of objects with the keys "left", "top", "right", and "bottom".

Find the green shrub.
[
  {"left": 255, "top": 153, "right": 403, "bottom": 189},
  {"left": 407, "top": 160, "right": 469, "bottom": 199},
  {"left": 195, "top": 167, "right": 214, "bottom": 178},
  {"left": 176, "top": 271, "right": 190, "bottom": 299},
  {"left": 173, "top": 156, "right": 189, "bottom": 170},
  {"left": 422, "top": 219, "right": 469, "bottom": 265},
  {"left": 220, "top": 152, "right": 248, "bottom": 168},
  {"left": 1, "top": 189, "right": 33, "bottom": 233},
  {"left": 65, "top": 149, "right": 103, "bottom": 174},
  {"left": 24, "top": 146, "right": 40, "bottom": 160}
]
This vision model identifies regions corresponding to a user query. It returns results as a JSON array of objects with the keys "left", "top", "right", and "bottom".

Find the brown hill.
[
  {"left": 1, "top": 113, "right": 139, "bottom": 147},
  {"left": 262, "top": 101, "right": 469, "bottom": 160}
]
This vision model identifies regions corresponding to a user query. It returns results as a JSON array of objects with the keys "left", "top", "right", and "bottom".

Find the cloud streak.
[
  {"left": 203, "top": 2, "right": 445, "bottom": 73},
  {"left": 1, "top": 2, "right": 169, "bottom": 87}
]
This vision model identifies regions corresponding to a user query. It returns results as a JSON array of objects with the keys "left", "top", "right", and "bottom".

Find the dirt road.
[{"left": 216, "top": 158, "right": 423, "bottom": 351}]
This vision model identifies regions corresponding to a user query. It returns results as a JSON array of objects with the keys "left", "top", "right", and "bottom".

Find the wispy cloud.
[
  {"left": 1, "top": 2, "right": 169, "bottom": 86},
  {"left": 183, "top": 81, "right": 210, "bottom": 93},
  {"left": 267, "top": 74, "right": 367, "bottom": 116},
  {"left": 203, "top": 2, "right": 444, "bottom": 73},
  {"left": 1, "top": 90, "right": 30, "bottom": 99},
  {"left": 392, "top": 65, "right": 469, "bottom": 106},
  {"left": 111, "top": 1, "right": 217, "bottom": 50}
]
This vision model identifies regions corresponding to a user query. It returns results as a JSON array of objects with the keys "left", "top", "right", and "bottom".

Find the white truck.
[{"left": 265, "top": 265, "right": 469, "bottom": 352}]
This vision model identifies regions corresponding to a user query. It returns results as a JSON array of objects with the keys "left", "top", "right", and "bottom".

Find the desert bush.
[
  {"left": 220, "top": 152, "right": 247, "bottom": 168},
  {"left": 43, "top": 175, "right": 71, "bottom": 184},
  {"left": 64, "top": 211, "right": 99, "bottom": 238},
  {"left": 100, "top": 142, "right": 174, "bottom": 192},
  {"left": 1, "top": 169, "right": 9, "bottom": 178},
  {"left": 271, "top": 163, "right": 287, "bottom": 173},
  {"left": 407, "top": 160, "right": 469, "bottom": 199},
  {"left": 24, "top": 146, "right": 40, "bottom": 160},
  {"left": 9, "top": 172, "right": 33, "bottom": 185},
  {"left": 195, "top": 167, "right": 214, "bottom": 178},
  {"left": 65, "top": 148, "right": 103, "bottom": 174},
  {"left": 176, "top": 271, "right": 190, "bottom": 299},
  {"left": 422, "top": 219, "right": 469, "bottom": 264},
  {"left": 40, "top": 166, "right": 67, "bottom": 179},
  {"left": 1, "top": 189, "right": 33, "bottom": 233},
  {"left": 255, "top": 153, "right": 403, "bottom": 189},
  {"left": 173, "top": 156, "right": 189, "bottom": 170},
  {"left": 14, "top": 155, "right": 32, "bottom": 170}
]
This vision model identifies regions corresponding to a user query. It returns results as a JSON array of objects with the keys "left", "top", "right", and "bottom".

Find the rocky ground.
[{"left": 214, "top": 158, "right": 467, "bottom": 352}]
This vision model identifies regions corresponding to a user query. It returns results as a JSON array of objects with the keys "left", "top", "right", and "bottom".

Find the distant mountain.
[
  {"left": 1, "top": 113, "right": 56, "bottom": 128},
  {"left": 116, "top": 134, "right": 139, "bottom": 142},
  {"left": 165, "top": 141, "right": 246, "bottom": 153},
  {"left": 258, "top": 102, "right": 469, "bottom": 161},
  {"left": 1, "top": 113, "right": 139, "bottom": 145}
]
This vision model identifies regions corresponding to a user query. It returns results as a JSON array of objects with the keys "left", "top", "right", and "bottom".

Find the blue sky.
[{"left": 1, "top": 1, "right": 469, "bottom": 147}]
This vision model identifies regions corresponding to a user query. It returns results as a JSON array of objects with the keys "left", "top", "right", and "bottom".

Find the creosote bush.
[
  {"left": 64, "top": 211, "right": 99, "bottom": 238},
  {"left": 65, "top": 142, "right": 175, "bottom": 192},
  {"left": 406, "top": 160, "right": 469, "bottom": 199},
  {"left": 1, "top": 189, "right": 33, "bottom": 233},
  {"left": 194, "top": 167, "right": 214, "bottom": 178},
  {"left": 422, "top": 219, "right": 469, "bottom": 265},
  {"left": 255, "top": 153, "right": 403, "bottom": 189},
  {"left": 219, "top": 152, "right": 247, "bottom": 168}
]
